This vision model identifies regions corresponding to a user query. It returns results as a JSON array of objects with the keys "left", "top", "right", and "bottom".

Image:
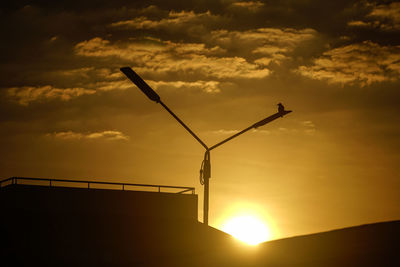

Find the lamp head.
[{"left": 120, "top": 67, "right": 161, "bottom": 103}]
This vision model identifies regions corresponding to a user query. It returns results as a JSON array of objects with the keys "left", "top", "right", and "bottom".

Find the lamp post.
[{"left": 120, "top": 67, "right": 292, "bottom": 225}]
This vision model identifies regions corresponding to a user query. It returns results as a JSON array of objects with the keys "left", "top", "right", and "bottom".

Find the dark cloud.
[{"left": 348, "top": 1, "right": 400, "bottom": 31}]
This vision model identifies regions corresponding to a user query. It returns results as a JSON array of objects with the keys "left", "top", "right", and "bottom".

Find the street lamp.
[{"left": 120, "top": 67, "right": 292, "bottom": 225}]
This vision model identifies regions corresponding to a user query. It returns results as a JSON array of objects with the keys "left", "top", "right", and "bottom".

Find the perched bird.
[{"left": 277, "top": 103, "right": 285, "bottom": 113}]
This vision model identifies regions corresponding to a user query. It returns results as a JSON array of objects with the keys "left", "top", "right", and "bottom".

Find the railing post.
[
  {"left": 88, "top": 182, "right": 90, "bottom": 189},
  {"left": 122, "top": 184, "right": 125, "bottom": 191},
  {"left": 158, "top": 186, "right": 160, "bottom": 193}
]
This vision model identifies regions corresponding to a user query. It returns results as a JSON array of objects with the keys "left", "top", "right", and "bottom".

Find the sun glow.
[{"left": 221, "top": 215, "right": 271, "bottom": 245}]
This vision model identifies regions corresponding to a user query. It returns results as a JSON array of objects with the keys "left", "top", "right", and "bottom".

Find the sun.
[{"left": 221, "top": 215, "right": 272, "bottom": 245}]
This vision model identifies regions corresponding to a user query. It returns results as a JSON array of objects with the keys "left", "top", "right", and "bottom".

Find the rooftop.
[{"left": 0, "top": 176, "right": 195, "bottom": 194}]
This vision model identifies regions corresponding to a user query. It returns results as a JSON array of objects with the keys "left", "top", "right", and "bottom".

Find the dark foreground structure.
[
  {"left": 1, "top": 177, "right": 400, "bottom": 266},
  {"left": 1, "top": 177, "right": 244, "bottom": 266}
]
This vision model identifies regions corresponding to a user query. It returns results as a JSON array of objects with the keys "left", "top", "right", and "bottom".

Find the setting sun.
[{"left": 221, "top": 214, "right": 272, "bottom": 245}]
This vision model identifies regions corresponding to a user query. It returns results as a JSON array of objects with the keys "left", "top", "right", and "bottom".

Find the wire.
[
  {"left": 200, "top": 150, "right": 211, "bottom": 185},
  {"left": 199, "top": 159, "right": 205, "bottom": 185}
]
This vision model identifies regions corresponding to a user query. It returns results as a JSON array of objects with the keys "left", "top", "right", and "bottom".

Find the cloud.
[
  {"left": 368, "top": 2, "right": 400, "bottom": 27},
  {"left": 296, "top": 41, "right": 400, "bottom": 86},
  {"left": 301, "top": 120, "right": 316, "bottom": 135},
  {"left": 48, "top": 130, "right": 129, "bottom": 141},
  {"left": 301, "top": 120, "right": 315, "bottom": 128},
  {"left": 347, "top": 2, "right": 400, "bottom": 31},
  {"left": 7, "top": 85, "right": 96, "bottom": 105},
  {"left": 230, "top": 1, "right": 265, "bottom": 11},
  {"left": 210, "top": 28, "right": 317, "bottom": 65},
  {"left": 87, "top": 80, "right": 132, "bottom": 92},
  {"left": 254, "top": 55, "right": 287, "bottom": 66},
  {"left": 74, "top": 26, "right": 317, "bottom": 80},
  {"left": 44, "top": 67, "right": 124, "bottom": 86},
  {"left": 54, "top": 67, "right": 122, "bottom": 80},
  {"left": 211, "top": 28, "right": 316, "bottom": 49},
  {"left": 208, "top": 121, "right": 318, "bottom": 137},
  {"left": 6, "top": 78, "right": 133, "bottom": 105},
  {"left": 77, "top": 37, "right": 228, "bottom": 64},
  {"left": 347, "top": 20, "right": 375, "bottom": 27},
  {"left": 74, "top": 37, "right": 271, "bottom": 79},
  {"left": 208, "top": 129, "right": 240, "bottom": 135},
  {"left": 110, "top": 10, "right": 220, "bottom": 30},
  {"left": 74, "top": 37, "right": 224, "bottom": 60},
  {"left": 147, "top": 80, "right": 222, "bottom": 93},
  {"left": 208, "top": 128, "right": 273, "bottom": 135},
  {"left": 109, "top": 9, "right": 227, "bottom": 39}
]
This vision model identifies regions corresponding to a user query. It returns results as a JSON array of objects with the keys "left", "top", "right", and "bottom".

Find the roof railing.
[{"left": 0, "top": 177, "right": 195, "bottom": 194}]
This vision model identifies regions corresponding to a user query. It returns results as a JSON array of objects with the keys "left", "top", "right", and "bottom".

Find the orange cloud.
[
  {"left": 6, "top": 78, "right": 132, "bottom": 105},
  {"left": 74, "top": 37, "right": 271, "bottom": 79},
  {"left": 230, "top": 1, "right": 264, "bottom": 11},
  {"left": 110, "top": 10, "right": 222, "bottom": 30},
  {"left": 7, "top": 85, "right": 96, "bottom": 105},
  {"left": 211, "top": 28, "right": 316, "bottom": 65},
  {"left": 211, "top": 28, "right": 316, "bottom": 48},
  {"left": 296, "top": 41, "right": 400, "bottom": 86},
  {"left": 208, "top": 129, "right": 240, "bottom": 135},
  {"left": 48, "top": 130, "right": 129, "bottom": 141},
  {"left": 147, "top": 80, "right": 222, "bottom": 93}
]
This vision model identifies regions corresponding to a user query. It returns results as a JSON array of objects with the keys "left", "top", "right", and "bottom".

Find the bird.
[{"left": 277, "top": 103, "right": 285, "bottom": 113}]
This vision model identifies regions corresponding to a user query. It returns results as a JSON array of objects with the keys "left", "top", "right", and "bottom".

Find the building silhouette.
[{"left": 1, "top": 177, "right": 400, "bottom": 266}]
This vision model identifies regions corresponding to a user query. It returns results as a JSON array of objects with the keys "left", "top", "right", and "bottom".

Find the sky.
[{"left": 1, "top": 0, "right": 399, "bottom": 239}]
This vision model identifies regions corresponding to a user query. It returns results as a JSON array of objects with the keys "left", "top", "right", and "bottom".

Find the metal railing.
[{"left": 0, "top": 177, "right": 195, "bottom": 194}]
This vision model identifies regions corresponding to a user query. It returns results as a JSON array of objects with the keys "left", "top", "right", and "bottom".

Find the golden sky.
[{"left": 1, "top": 0, "right": 399, "bottom": 239}]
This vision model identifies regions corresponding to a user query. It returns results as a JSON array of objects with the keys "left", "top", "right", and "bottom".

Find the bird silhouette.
[{"left": 278, "top": 103, "right": 285, "bottom": 113}]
